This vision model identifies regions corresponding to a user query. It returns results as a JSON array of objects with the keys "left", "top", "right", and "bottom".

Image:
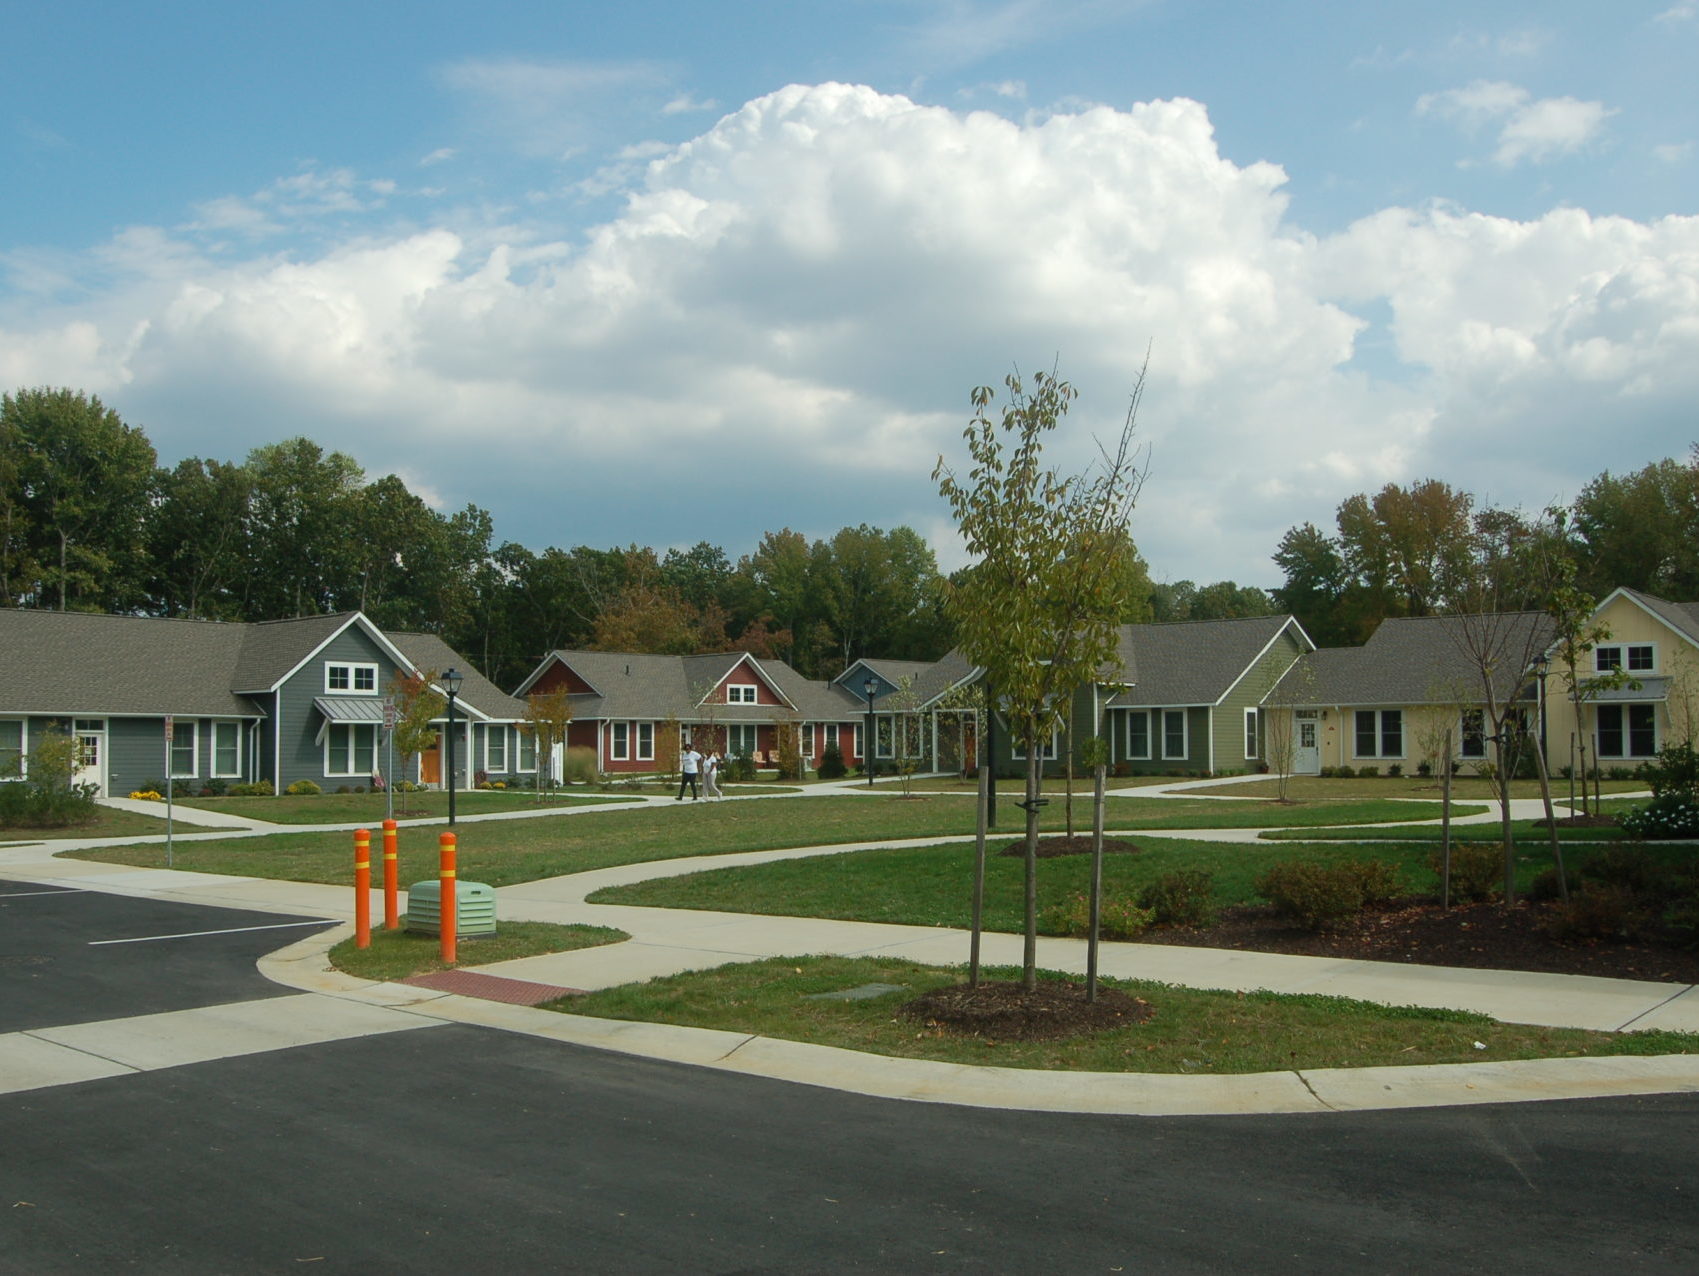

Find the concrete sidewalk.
[{"left": 7, "top": 796, "right": 1697, "bottom": 1114}]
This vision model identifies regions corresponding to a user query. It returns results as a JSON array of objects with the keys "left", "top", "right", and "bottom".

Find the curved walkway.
[{"left": 3, "top": 783, "right": 1695, "bottom": 1115}]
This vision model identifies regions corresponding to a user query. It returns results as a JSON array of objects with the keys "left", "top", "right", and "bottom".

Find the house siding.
[{"left": 278, "top": 626, "right": 400, "bottom": 790}]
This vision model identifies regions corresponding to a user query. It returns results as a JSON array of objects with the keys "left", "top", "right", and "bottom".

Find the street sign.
[{"left": 163, "top": 714, "right": 174, "bottom": 742}]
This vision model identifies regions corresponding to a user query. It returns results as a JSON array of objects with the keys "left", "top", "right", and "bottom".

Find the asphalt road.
[{"left": 4, "top": 886, "right": 1698, "bottom": 1272}]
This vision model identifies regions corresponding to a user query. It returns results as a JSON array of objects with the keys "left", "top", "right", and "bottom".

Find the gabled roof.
[
  {"left": 231, "top": 612, "right": 370, "bottom": 692},
  {"left": 1106, "top": 614, "right": 1305, "bottom": 707},
  {"left": 1602, "top": 588, "right": 1699, "bottom": 650},
  {"left": 1273, "top": 611, "right": 1555, "bottom": 707},
  {"left": 522, "top": 649, "right": 811, "bottom": 721},
  {"left": 389, "top": 631, "right": 528, "bottom": 722}
]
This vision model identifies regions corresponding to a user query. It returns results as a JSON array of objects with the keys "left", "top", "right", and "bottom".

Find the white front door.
[
  {"left": 73, "top": 719, "right": 108, "bottom": 795},
  {"left": 1293, "top": 715, "right": 1320, "bottom": 775}
]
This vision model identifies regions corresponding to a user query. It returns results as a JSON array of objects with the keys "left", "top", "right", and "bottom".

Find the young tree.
[
  {"left": 388, "top": 670, "right": 446, "bottom": 814},
  {"left": 519, "top": 688, "right": 574, "bottom": 800},
  {"left": 935, "top": 361, "right": 1147, "bottom": 990}
]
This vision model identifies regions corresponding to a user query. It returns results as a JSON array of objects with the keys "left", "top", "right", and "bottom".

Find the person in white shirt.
[
  {"left": 703, "top": 750, "right": 723, "bottom": 800},
  {"left": 677, "top": 743, "right": 704, "bottom": 800}
]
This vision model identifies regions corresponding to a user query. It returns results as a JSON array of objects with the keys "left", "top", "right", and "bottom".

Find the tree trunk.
[
  {"left": 1086, "top": 762, "right": 1105, "bottom": 1002},
  {"left": 970, "top": 763, "right": 988, "bottom": 987},
  {"left": 1022, "top": 747, "right": 1041, "bottom": 990},
  {"left": 1440, "top": 735, "right": 1453, "bottom": 910},
  {"left": 1533, "top": 736, "right": 1569, "bottom": 901}
]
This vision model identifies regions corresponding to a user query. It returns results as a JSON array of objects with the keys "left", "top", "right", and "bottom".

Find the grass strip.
[
  {"left": 1259, "top": 821, "right": 1630, "bottom": 843},
  {"left": 328, "top": 920, "right": 627, "bottom": 982},
  {"left": 556, "top": 955, "right": 1698, "bottom": 1074},
  {"left": 1, "top": 808, "right": 174, "bottom": 840},
  {"left": 167, "top": 790, "right": 623, "bottom": 825}
]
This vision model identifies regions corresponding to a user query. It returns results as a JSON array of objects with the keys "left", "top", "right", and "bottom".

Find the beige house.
[{"left": 1540, "top": 588, "right": 1699, "bottom": 774}]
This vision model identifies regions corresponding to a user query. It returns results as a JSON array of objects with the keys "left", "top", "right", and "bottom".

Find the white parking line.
[
  {"left": 0, "top": 889, "right": 86, "bottom": 898},
  {"left": 90, "top": 920, "right": 337, "bottom": 946}
]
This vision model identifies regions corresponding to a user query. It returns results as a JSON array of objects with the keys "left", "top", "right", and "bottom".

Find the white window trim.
[
  {"left": 1125, "top": 710, "right": 1150, "bottom": 761},
  {"left": 170, "top": 719, "right": 200, "bottom": 780},
  {"left": 486, "top": 726, "right": 508, "bottom": 773},
  {"left": 1243, "top": 708, "right": 1259, "bottom": 760},
  {"left": 211, "top": 720, "right": 243, "bottom": 778},
  {"left": 853, "top": 723, "right": 864, "bottom": 758},
  {"left": 516, "top": 730, "right": 537, "bottom": 773},
  {"left": 1459, "top": 709, "right": 1487, "bottom": 759},
  {"left": 801, "top": 723, "right": 815, "bottom": 757},
  {"left": 1011, "top": 729, "right": 1061, "bottom": 761},
  {"left": 0, "top": 717, "right": 27, "bottom": 781},
  {"left": 636, "top": 722, "right": 655, "bottom": 761},
  {"left": 1353, "top": 709, "right": 1405, "bottom": 760},
  {"left": 726, "top": 683, "right": 758, "bottom": 704},
  {"left": 326, "top": 661, "right": 381, "bottom": 695},
  {"left": 610, "top": 722, "right": 629, "bottom": 761},
  {"left": 729, "top": 723, "right": 759, "bottom": 756},
  {"left": 325, "top": 723, "right": 378, "bottom": 777},
  {"left": 1596, "top": 703, "right": 1659, "bottom": 759},
  {"left": 1161, "top": 710, "right": 1188, "bottom": 761},
  {"left": 824, "top": 723, "right": 840, "bottom": 751}
]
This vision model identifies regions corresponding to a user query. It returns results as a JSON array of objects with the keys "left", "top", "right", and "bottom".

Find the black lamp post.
[
  {"left": 1532, "top": 652, "right": 1549, "bottom": 759},
  {"left": 863, "top": 676, "right": 879, "bottom": 788},
  {"left": 442, "top": 667, "right": 463, "bottom": 826}
]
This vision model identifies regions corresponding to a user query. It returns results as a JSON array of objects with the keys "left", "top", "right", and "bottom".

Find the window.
[
  {"left": 853, "top": 723, "right": 864, "bottom": 759},
  {"left": 1354, "top": 710, "right": 1404, "bottom": 759},
  {"left": 0, "top": 719, "right": 23, "bottom": 779},
  {"left": 326, "top": 723, "right": 377, "bottom": 776},
  {"left": 517, "top": 731, "right": 537, "bottom": 773},
  {"left": 610, "top": 722, "right": 629, "bottom": 760},
  {"left": 636, "top": 722, "right": 654, "bottom": 761},
  {"left": 1459, "top": 709, "right": 1486, "bottom": 759},
  {"left": 1012, "top": 730, "right": 1060, "bottom": 761},
  {"left": 487, "top": 727, "right": 508, "bottom": 772},
  {"left": 1162, "top": 710, "right": 1187, "bottom": 760},
  {"left": 726, "top": 684, "right": 758, "bottom": 704},
  {"left": 1243, "top": 709, "right": 1259, "bottom": 760},
  {"left": 876, "top": 715, "right": 894, "bottom": 758},
  {"left": 801, "top": 724, "right": 815, "bottom": 757},
  {"left": 1126, "top": 711, "right": 1150, "bottom": 760},
  {"left": 729, "top": 723, "right": 758, "bottom": 756},
  {"left": 824, "top": 723, "right": 840, "bottom": 752},
  {"left": 326, "top": 662, "right": 379, "bottom": 694},
  {"left": 170, "top": 720, "right": 198, "bottom": 779},
  {"left": 1597, "top": 645, "right": 1653, "bottom": 673},
  {"left": 213, "top": 722, "right": 241, "bottom": 778},
  {"left": 1597, "top": 704, "right": 1657, "bottom": 758}
]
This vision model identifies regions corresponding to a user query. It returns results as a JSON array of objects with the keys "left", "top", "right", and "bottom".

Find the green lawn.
[
  {"left": 1259, "top": 820, "right": 1632, "bottom": 843},
  {"left": 1209, "top": 776, "right": 1647, "bottom": 802},
  {"left": 586, "top": 834, "right": 1665, "bottom": 931},
  {"left": 169, "top": 788, "right": 623, "bottom": 824},
  {"left": 1, "top": 807, "right": 173, "bottom": 841},
  {"left": 1102, "top": 796, "right": 1485, "bottom": 829},
  {"left": 557, "top": 955, "right": 1698, "bottom": 1074},
  {"left": 328, "top": 920, "right": 627, "bottom": 981}
]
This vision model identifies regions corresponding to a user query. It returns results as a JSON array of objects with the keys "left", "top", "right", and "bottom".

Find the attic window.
[
  {"left": 726, "top": 684, "right": 758, "bottom": 704},
  {"left": 327, "top": 662, "right": 379, "bottom": 694}
]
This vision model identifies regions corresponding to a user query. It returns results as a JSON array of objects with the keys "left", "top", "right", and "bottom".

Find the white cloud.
[
  {"left": 1653, "top": 141, "right": 1694, "bottom": 164},
  {"left": 1417, "top": 81, "right": 1615, "bottom": 167},
  {"left": 4, "top": 85, "right": 1696, "bottom": 582},
  {"left": 421, "top": 147, "right": 458, "bottom": 166},
  {"left": 661, "top": 93, "right": 719, "bottom": 116}
]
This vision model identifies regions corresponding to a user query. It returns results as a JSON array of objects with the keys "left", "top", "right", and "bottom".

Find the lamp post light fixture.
[
  {"left": 863, "top": 676, "right": 879, "bottom": 788},
  {"left": 442, "top": 667, "right": 464, "bottom": 826}
]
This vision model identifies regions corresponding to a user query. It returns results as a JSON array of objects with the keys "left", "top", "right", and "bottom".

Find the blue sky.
[{"left": 4, "top": 1, "right": 1696, "bottom": 587}]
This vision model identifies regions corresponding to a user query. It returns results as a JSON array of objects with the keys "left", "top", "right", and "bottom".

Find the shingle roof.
[
  {"left": 1616, "top": 589, "right": 1699, "bottom": 648},
  {"left": 232, "top": 612, "right": 362, "bottom": 691},
  {"left": 1273, "top": 612, "right": 1555, "bottom": 706},
  {"left": 1105, "top": 614, "right": 1301, "bottom": 707},
  {"left": 5, "top": 609, "right": 269, "bottom": 717},
  {"left": 533, "top": 650, "right": 832, "bottom": 721},
  {"left": 388, "top": 631, "right": 527, "bottom": 721}
]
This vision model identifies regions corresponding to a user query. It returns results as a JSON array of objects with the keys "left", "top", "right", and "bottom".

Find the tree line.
[
  {"left": 0, "top": 388, "right": 957, "bottom": 687},
  {"left": 1272, "top": 451, "right": 1699, "bottom": 647}
]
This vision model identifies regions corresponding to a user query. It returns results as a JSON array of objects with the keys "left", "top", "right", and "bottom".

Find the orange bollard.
[
  {"left": 354, "top": 829, "right": 372, "bottom": 949},
  {"left": 382, "top": 819, "right": 399, "bottom": 930},
  {"left": 439, "top": 830, "right": 457, "bottom": 966}
]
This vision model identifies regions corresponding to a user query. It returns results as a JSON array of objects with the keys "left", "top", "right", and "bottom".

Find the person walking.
[
  {"left": 677, "top": 741, "right": 703, "bottom": 800},
  {"left": 703, "top": 750, "right": 723, "bottom": 800}
]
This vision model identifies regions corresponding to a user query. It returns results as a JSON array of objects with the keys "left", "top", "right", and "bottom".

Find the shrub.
[
  {"left": 1356, "top": 765, "right": 1379, "bottom": 779},
  {"left": 1255, "top": 860, "right": 1374, "bottom": 930},
  {"left": 725, "top": 752, "right": 757, "bottom": 782},
  {"left": 1137, "top": 869, "right": 1218, "bottom": 928},
  {"left": 1388, "top": 764, "right": 1403, "bottom": 778},
  {"left": 1348, "top": 858, "right": 1405, "bottom": 906},
  {"left": 1416, "top": 761, "right": 1432, "bottom": 778},
  {"left": 1334, "top": 765, "right": 1355, "bottom": 779},
  {"left": 1579, "top": 845, "right": 1663, "bottom": 897},
  {"left": 561, "top": 747, "right": 599, "bottom": 786},
  {"left": 1041, "top": 892, "right": 1155, "bottom": 941},
  {"left": 816, "top": 742, "right": 848, "bottom": 780},
  {"left": 1318, "top": 766, "right": 1336, "bottom": 779},
  {"left": 394, "top": 780, "right": 420, "bottom": 793},
  {"left": 1430, "top": 843, "right": 1501, "bottom": 902},
  {"left": 229, "top": 780, "right": 275, "bottom": 797},
  {"left": 128, "top": 789, "right": 164, "bottom": 802},
  {"left": 1543, "top": 884, "right": 1655, "bottom": 943},
  {"left": 335, "top": 785, "right": 352, "bottom": 794},
  {"left": 286, "top": 779, "right": 322, "bottom": 796},
  {"left": 1112, "top": 761, "right": 1132, "bottom": 778},
  {"left": 1619, "top": 795, "right": 1699, "bottom": 841},
  {"left": 1606, "top": 766, "right": 1635, "bottom": 782}
]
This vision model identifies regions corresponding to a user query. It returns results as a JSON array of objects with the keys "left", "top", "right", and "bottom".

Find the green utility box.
[{"left": 405, "top": 880, "right": 497, "bottom": 937}]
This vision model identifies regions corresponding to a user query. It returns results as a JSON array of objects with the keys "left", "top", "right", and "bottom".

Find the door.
[
  {"left": 73, "top": 719, "right": 108, "bottom": 795},
  {"left": 1293, "top": 714, "right": 1320, "bottom": 776},
  {"left": 420, "top": 735, "right": 442, "bottom": 785}
]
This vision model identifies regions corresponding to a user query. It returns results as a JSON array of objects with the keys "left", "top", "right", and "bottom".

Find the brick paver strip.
[{"left": 399, "top": 970, "right": 585, "bottom": 1005}]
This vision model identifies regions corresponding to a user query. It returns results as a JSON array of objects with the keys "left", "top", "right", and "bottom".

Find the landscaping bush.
[
  {"left": 1387, "top": 764, "right": 1402, "bottom": 778},
  {"left": 1254, "top": 859, "right": 1389, "bottom": 931},
  {"left": 1543, "top": 884, "right": 1655, "bottom": 943},
  {"left": 228, "top": 780, "right": 275, "bottom": 797},
  {"left": 1318, "top": 766, "right": 1336, "bottom": 778},
  {"left": 1430, "top": 843, "right": 1501, "bottom": 903},
  {"left": 1639, "top": 742, "right": 1699, "bottom": 801},
  {"left": 1334, "top": 765, "right": 1355, "bottom": 779},
  {"left": 1041, "top": 892, "right": 1155, "bottom": 940},
  {"left": 725, "top": 752, "right": 758, "bottom": 782},
  {"left": 1356, "top": 765, "right": 1379, "bottom": 779},
  {"left": 1619, "top": 794, "right": 1699, "bottom": 841},
  {"left": 286, "top": 779, "right": 322, "bottom": 796},
  {"left": 561, "top": 747, "right": 599, "bottom": 786},
  {"left": 816, "top": 743, "right": 847, "bottom": 780},
  {"left": 1112, "top": 761, "right": 1132, "bottom": 778},
  {"left": 1137, "top": 869, "right": 1218, "bottom": 928}
]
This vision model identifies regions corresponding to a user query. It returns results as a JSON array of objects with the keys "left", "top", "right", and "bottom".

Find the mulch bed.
[
  {"left": 900, "top": 979, "right": 1154, "bottom": 1040},
  {"left": 1142, "top": 897, "right": 1699, "bottom": 986},
  {"left": 1000, "top": 835, "right": 1142, "bottom": 858}
]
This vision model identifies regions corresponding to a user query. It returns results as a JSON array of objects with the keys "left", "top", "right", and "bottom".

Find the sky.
[{"left": 3, "top": 1, "right": 1696, "bottom": 591}]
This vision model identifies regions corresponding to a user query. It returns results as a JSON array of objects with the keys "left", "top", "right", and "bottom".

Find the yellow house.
[
  {"left": 1268, "top": 612, "right": 1553, "bottom": 776},
  {"left": 1540, "top": 588, "right": 1699, "bottom": 774}
]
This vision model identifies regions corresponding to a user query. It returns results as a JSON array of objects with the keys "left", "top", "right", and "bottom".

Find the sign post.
[
  {"left": 382, "top": 697, "right": 397, "bottom": 823},
  {"left": 163, "top": 715, "right": 175, "bottom": 869}
]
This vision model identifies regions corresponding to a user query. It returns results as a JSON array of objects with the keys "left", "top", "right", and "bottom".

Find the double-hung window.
[
  {"left": 212, "top": 721, "right": 241, "bottom": 777},
  {"left": 486, "top": 728, "right": 508, "bottom": 772},
  {"left": 800, "top": 724, "right": 815, "bottom": 757},
  {"left": 327, "top": 724, "right": 377, "bottom": 776},
  {"left": 516, "top": 731, "right": 537, "bottom": 773},
  {"left": 326, "top": 662, "right": 379, "bottom": 694},
  {"left": 1355, "top": 710, "right": 1404, "bottom": 759},
  {"left": 0, "top": 719, "right": 24, "bottom": 779},
  {"left": 1243, "top": 709, "right": 1258, "bottom": 760},
  {"left": 636, "top": 722, "right": 654, "bottom": 761},
  {"left": 610, "top": 722, "right": 629, "bottom": 761},
  {"left": 1161, "top": 710, "right": 1187, "bottom": 760},
  {"left": 726, "top": 684, "right": 758, "bottom": 704},
  {"left": 170, "top": 720, "right": 199, "bottom": 779},
  {"left": 1596, "top": 645, "right": 1654, "bottom": 674},
  {"left": 1125, "top": 711, "right": 1150, "bottom": 760},
  {"left": 1597, "top": 704, "right": 1656, "bottom": 758},
  {"left": 824, "top": 723, "right": 840, "bottom": 752},
  {"left": 1459, "top": 709, "right": 1487, "bottom": 759},
  {"left": 729, "top": 723, "right": 758, "bottom": 757},
  {"left": 1011, "top": 730, "right": 1060, "bottom": 761}
]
